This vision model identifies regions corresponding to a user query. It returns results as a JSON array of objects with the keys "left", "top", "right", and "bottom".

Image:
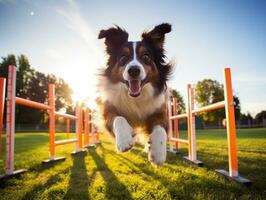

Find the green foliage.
[
  {"left": 255, "top": 110, "right": 266, "bottom": 124},
  {"left": 239, "top": 112, "right": 254, "bottom": 125},
  {"left": 170, "top": 89, "right": 186, "bottom": 114},
  {"left": 195, "top": 79, "right": 241, "bottom": 124},
  {"left": 195, "top": 79, "right": 225, "bottom": 123},
  {"left": 0, "top": 54, "right": 16, "bottom": 78},
  {"left": 0, "top": 54, "right": 73, "bottom": 125},
  {"left": 233, "top": 95, "right": 241, "bottom": 121},
  {"left": 0, "top": 129, "right": 266, "bottom": 199}
]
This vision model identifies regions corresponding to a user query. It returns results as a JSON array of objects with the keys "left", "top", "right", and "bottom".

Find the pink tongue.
[{"left": 129, "top": 80, "right": 141, "bottom": 95}]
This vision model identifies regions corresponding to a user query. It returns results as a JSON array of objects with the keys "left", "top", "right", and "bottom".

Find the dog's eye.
[
  {"left": 141, "top": 54, "right": 151, "bottom": 65},
  {"left": 119, "top": 55, "right": 128, "bottom": 66}
]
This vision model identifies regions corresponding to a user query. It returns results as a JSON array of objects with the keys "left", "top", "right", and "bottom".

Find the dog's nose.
[{"left": 128, "top": 66, "right": 140, "bottom": 78}]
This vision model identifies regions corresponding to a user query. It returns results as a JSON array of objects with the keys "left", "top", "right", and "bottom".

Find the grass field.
[{"left": 0, "top": 128, "right": 265, "bottom": 200}]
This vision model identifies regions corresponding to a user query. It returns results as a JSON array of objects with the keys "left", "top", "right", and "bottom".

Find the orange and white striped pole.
[
  {"left": 48, "top": 84, "right": 55, "bottom": 160},
  {"left": 0, "top": 78, "right": 6, "bottom": 158}
]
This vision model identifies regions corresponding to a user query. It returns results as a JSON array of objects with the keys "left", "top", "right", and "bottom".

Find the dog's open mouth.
[{"left": 127, "top": 79, "right": 142, "bottom": 97}]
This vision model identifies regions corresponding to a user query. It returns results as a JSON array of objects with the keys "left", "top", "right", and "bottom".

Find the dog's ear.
[
  {"left": 98, "top": 25, "right": 128, "bottom": 54},
  {"left": 142, "top": 23, "right": 171, "bottom": 49}
]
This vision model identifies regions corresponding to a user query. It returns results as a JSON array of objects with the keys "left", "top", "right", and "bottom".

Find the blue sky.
[{"left": 0, "top": 0, "right": 265, "bottom": 116}]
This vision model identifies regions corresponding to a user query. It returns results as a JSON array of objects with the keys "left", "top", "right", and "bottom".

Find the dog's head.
[{"left": 99, "top": 23, "right": 173, "bottom": 97}]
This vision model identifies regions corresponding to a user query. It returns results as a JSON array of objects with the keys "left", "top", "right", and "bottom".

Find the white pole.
[
  {"left": 6, "top": 65, "right": 16, "bottom": 174},
  {"left": 190, "top": 86, "right": 197, "bottom": 161}
]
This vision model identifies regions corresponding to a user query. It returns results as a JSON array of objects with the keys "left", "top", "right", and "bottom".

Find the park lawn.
[{"left": 0, "top": 128, "right": 265, "bottom": 200}]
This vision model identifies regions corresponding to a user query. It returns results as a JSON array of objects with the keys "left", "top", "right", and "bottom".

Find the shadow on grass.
[
  {"left": 21, "top": 173, "right": 63, "bottom": 200},
  {"left": 89, "top": 148, "right": 133, "bottom": 200},
  {"left": 64, "top": 152, "right": 89, "bottom": 200},
  {"left": 101, "top": 145, "right": 245, "bottom": 200}
]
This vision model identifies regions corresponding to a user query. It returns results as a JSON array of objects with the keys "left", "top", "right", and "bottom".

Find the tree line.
[{"left": 0, "top": 54, "right": 74, "bottom": 126}]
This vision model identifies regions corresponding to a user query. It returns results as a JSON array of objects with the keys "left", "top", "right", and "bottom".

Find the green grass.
[{"left": 0, "top": 128, "right": 265, "bottom": 200}]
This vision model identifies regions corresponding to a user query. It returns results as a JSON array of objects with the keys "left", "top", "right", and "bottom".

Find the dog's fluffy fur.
[{"left": 97, "top": 23, "right": 173, "bottom": 165}]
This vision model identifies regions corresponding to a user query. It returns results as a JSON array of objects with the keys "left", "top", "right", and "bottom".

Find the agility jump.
[
  {"left": 168, "top": 67, "right": 252, "bottom": 185},
  {"left": 0, "top": 65, "right": 100, "bottom": 180}
]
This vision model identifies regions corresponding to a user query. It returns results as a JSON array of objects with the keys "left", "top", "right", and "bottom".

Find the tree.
[
  {"left": 239, "top": 112, "right": 253, "bottom": 125},
  {"left": 195, "top": 79, "right": 241, "bottom": 124},
  {"left": 0, "top": 54, "right": 17, "bottom": 78},
  {"left": 195, "top": 79, "right": 225, "bottom": 123},
  {"left": 15, "top": 55, "right": 37, "bottom": 124},
  {"left": 233, "top": 96, "right": 241, "bottom": 121},
  {"left": 255, "top": 110, "right": 266, "bottom": 124},
  {"left": 170, "top": 89, "right": 186, "bottom": 114}
]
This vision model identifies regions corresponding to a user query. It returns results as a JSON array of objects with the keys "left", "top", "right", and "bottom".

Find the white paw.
[
  {"left": 148, "top": 125, "right": 167, "bottom": 166},
  {"left": 113, "top": 116, "right": 134, "bottom": 152}
]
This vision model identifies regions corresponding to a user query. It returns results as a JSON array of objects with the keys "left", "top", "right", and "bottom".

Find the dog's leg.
[
  {"left": 103, "top": 102, "right": 134, "bottom": 152},
  {"left": 148, "top": 125, "right": 167, "bottom": 166},
  {"left": 113, "top": 116, "right": 134, "bottom": 152}
]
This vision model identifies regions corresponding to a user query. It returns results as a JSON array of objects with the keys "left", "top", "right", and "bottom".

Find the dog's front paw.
[
  {"left": 113, "top": 116, "right": 134, "bottom": 152},
  {"left": 148, "top": 125, "right": 167, "bottom": 166}
]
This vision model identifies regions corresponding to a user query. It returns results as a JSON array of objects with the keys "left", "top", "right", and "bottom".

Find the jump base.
[
  {"left": 71, "top": 149, "right": 87, "bottom": 155},
  {"left": 168, "top": 149, "right": 180, "bottom": 154},
  {"left": 215, "top": 169, "right": 252, "bottom": 186},
  {"left": 0, "top": 169, "right": 27, "bottom": 182},
  {"left": 42, "top": 157, "right": 66, "bottom": 164},
  {"left": 183, "top": 156, "right": 203, "bottom": 167},
  {"left": 85, "top": 144, "right": 96, "bottom": 148}
]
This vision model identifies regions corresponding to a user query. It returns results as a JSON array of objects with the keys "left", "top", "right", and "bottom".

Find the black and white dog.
[{"left": 97, "top": 23, "right": 173, "bottom": 165}]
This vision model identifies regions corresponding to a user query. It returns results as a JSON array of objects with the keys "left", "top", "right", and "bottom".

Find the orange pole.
[
  {"left": 78, "top": 105, "right": 83, "bottom": 149},
  {"left": 224, "top": 68, "right": 238, "bottom": 177},
  {"left": 96, "top": 130, "right": 100, "bottom": 142},
  {"left": 95, "top": 124, "right": 100, "bottom": 142},
  {"left": 15, "top": 97, "right": 51, "bottom": 110},
  {"left": 84, "top": 108, "right": 89, "bottom": 146},
  {"left": 49, "top": 84, "right": 55, "bottom": 160},
  {"left": 187, "top": 84, "right": 192, "bottom": 160},
  {"left": 169, "top": 113, "right": 187, "bottom": 120},
  {"left": 0, "top": 78, "right": 6, "bottom": 158},
  {"left": 192, "top": 101, "right": 225, "bottom": 114},
  {"left": 88, "top": 110, "right": 91, "bottom": 145},
  {"left": 173, "top": 97, "right": 179, "bottom": 150},
  {"left": 66, "top": 118, "right": 70, "bottom": 139}
]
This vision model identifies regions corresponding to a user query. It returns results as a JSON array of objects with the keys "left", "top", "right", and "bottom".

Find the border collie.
[{"left": 97, "top": 23, "right": 173, "bottom": 165}]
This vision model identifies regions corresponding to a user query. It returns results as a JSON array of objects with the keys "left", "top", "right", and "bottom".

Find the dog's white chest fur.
[{"left": 98, "top": 77, "right": 166, "bottom": 123}]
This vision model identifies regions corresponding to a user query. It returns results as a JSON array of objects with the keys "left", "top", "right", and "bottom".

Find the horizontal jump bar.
[
  {"left": 55, "top": 138, "right": 78, "bottom": 146},
  {"left": 192, "top": 101, "right": 225, "bottom": 114},
  {"left": 15, "top": 97, "right": 51, "bottom": 110},
  {"left": 55, "top": 112, "right": 77, "bottom": 120},
  {"left": 169, "top": 113, "right": 187, "bottom": 120},
  {"left": 170, "top": 137, "right": 189, "bottom": 144}
]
